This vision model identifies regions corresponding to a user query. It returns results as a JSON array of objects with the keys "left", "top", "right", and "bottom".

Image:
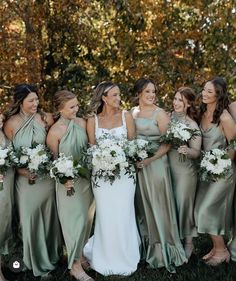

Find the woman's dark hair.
[
  {"left": 4, "top": 84, "right": 47, "bottom": 125},
  {"left": 53, "top": 90, "right": 76, "bottom": 121},
  {"left": 89, "top": 81, "right": 118, "bottom": 114},
  {"left": 199, "top": 77, "right": 229, "bottom": 125},
  {"left": 176, "top": 87, "right": 198, "bottom": 122},
  {"left": 133, "top": 78, "right": 157, "bottom": 105}
]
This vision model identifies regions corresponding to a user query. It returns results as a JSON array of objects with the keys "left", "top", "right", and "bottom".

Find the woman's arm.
[
  {"left": 3, "top": 119, "right": 15, "bottom": 140},
  {"left": 220, "top": 109, "right": 236, "bottom": 141},
  {"left": 46, "top": 126, "right": 60, "bottom": 158},
  {"left": 87, "top": 117, "right": 96, "bottom": 145},
  {"left": 220, "top": 110, "right": 236, "bottom": 160},
  {"left": 125, "top": 111, "right": 136, "bottom": 140}
]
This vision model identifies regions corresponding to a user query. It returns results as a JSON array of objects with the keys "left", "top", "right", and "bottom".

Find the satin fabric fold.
[
  {"left": 57, "top": 119, "right": 94, "bottom": 269},
  {"left": 13, "top": 115, "right": 62, "bottom": 276}
]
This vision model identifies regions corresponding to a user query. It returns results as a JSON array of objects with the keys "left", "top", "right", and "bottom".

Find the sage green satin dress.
[
  {"left": 168, "top": 115, "right": 199, "bottom": 239},
  {"left": 0, "top": 132, "right": 14, "bottom": 255},
  {"left": 57, "top": 119, "right": 94, "bottom": 269},
  {"left": 134, "top": 111, "right": 187, "bottom": 272},
  {"left": 12, "top": 116, "right": 62, "bottom": 277},
  {"left": 194, "top": 125, "right": 235, "bottom": 236},
  {"left": 229, "top": 115, "right": 236, "bottom": 260}
]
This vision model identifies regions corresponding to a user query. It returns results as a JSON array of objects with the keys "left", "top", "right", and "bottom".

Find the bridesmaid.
[
  {"left": 46, "top": 90, "right": 94, "bottom": 281},
  {"left": 0, "top": 114, "right": 14, "bottom": 281},
  {"left": 168, "top": 87, "right": 201, "bottom": 259},
  {"left": 131, "top": 78, "right": 187, "bottom": 272},
  {"left": 228, "top": 101, "right": 236, "bottom": 261},
  {"left": 194, "top": 77, "right": 236, "bottom": 265},
  {"left": 4, "top": 84, "right": 62, "bottom": 278}
]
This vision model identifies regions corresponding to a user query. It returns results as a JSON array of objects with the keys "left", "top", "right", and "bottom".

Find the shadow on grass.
[{"left": 3, "top": 235, "right": 236, "bottom": 281}]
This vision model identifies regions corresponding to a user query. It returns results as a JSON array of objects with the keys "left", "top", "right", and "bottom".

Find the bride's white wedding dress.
[{"left": 83, "top": 111, "right": 140, "bottom": 276}]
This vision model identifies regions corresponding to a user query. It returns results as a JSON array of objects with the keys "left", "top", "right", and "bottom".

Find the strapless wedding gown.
[{"left": 83, "top": 112, "right": 140, "bottom": 276}]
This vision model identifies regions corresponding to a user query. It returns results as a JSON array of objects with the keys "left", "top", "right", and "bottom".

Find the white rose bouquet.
[
  {"left": 86, "top": 134, "right": 134, "bottom": 186},
  {"left": 200, "top": 148, "right": 232, "bottom": 182},
  {"left": 124, "top": 139, "right": 155, "bottom": 164},
  {"left": 12, "top": 143, "right": 52, "bottom": 185},
  {"left": 0, "top": 145, "right": 13, "bottom": 191},
  {"left": 159, "top": 120, "right": 200, "bottom": 161},
  {"left": 50, "top": 153, "right": 88, "bottom": 196}
]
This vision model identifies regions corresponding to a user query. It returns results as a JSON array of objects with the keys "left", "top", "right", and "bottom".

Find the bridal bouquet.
[
  {"left": 200, "top": 148, "right": 232, "bottom": 182},
  {"left": 0, "top": 146, "right": 13, "bottom": 191},
  {"left": 12, "top": 143, "right": 52, "bottom": 184},
  {"left": 87, "top": 134, "right": 134, "bottom": 186},
  {"left": 124, "top": 139, "right": 155, "bottom": 163},
  {"left": 160, "top": 120, "right": 200, "bottom": 161},
  {"left": 50, "top": 153, "right": 88, "bottom": 196}
]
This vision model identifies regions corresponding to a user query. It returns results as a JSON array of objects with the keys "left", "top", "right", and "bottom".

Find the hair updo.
[{"left": 53, "top": 90, "right": 76, "bottom": 121}]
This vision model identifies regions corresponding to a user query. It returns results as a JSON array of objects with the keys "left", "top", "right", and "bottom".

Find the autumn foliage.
[{"left": 0, "top": 0, "right": 236, "bottom": 113}]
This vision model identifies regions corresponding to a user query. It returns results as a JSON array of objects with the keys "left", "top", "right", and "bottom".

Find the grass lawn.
[{"left": 3, "top": 235, "right": 236, "bottom": 281}]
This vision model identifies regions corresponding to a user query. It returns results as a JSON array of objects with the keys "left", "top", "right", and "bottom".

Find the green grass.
[{"left": 3, "top": 235, "right": 236, "bottom": 281}]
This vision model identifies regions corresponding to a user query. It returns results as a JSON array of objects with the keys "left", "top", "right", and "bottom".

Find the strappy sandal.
[
  {"left": 70, "top": 269, "right": 94, "bottom": 281},
  {"left": 81, "top": 260, "right": 91, "bottom": 271},
  {"left": 205, "top": 248, "right": 230, "bottom": 266},
  {"left": 202, "top": 249, "right": 215, "bottom": 260}
]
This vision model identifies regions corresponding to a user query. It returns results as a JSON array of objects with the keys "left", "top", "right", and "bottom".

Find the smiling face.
[
  {"left": 202, "top": 81, "right": 217, "bottom": 105},
  {"left": 173, "top": 92, "right": 189, "bottom": 113},
  {"left": 138, "top": 83, "right": 156, "bottom": 105},
  {"left": 102, "top": 86, "right": 121, "bottom": 109},
  {"left": 21, "top": 92, "right": 39, "bottom": 115},
  {"left": 60, "top": 97, "right": 79, "bottom": 119}
]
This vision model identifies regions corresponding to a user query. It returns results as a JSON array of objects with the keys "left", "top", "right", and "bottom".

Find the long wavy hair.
[
  {"left": 4, "top": 84, "right": 47, "bottom": 125},
  {"left": 175, "top": 86, "right": 198, "bottom": 122},
  {"left": 199, "top": 77, "right": 229, "bottom": 125},
  {"left": 53, "top": 90, "right": 76, "bottom": 121},
  {"left": 133, "top": 77, "right": 157, "bottom": 105},
  {"left": 89, "top": 81, "right": 118, "bottom": 114}
]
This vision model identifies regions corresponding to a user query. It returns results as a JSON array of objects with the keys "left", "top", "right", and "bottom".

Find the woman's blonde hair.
[
  {"left": 53, "top": 90, "right": 76, "bottom": 121},
  {"left": 89, "top": 81, "right": 118, "bottom": 114}
]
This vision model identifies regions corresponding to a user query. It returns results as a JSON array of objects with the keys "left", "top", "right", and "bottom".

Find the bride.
[{"left": 83, "top": 81, "right": 140, "bottom": 276}]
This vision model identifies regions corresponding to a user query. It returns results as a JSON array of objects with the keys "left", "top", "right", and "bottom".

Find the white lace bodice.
[{"left": 94, "top": 111, "right": 128, "bottom": 140}]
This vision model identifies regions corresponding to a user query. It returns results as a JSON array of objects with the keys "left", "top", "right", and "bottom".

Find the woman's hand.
[
  {"left": 137, "top": 158, "right": 153, "bottom": 169},
  {"left": 0, "top": 174, "right": 4, "bottom": 182},
  {"left": 64, "top": 179, "right": 74, "bottom": 190},
  {"left": 17, "top": 168, "right": 37, "bottom": 180},
  {"left": 178, "top": 145, "right": 189, "bottom": 156},
  {"left": 64, "top": 179, "right": 75, "bottom": 196}
]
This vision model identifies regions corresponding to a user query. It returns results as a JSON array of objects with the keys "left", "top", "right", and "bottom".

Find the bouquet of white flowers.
[
  {"left": 0, "top": 146, "right": 13, "bottom": 191},
  {"left": 12, "top": 143, "right": 52, "bottom": 184},
  {"left": 124, "top": 139, "right": 155, "bottom": 163},
  {"left": 160, "top": 120, "right": 200, "bottom": 161},
  {"left": 87, "top": 134, "right": 134, "bottom": 186},
  {"left": 50, "top": 153, "right": 88, "bottom": 196},
  {"left": 200, "top": 148, "right": 232, "bottom": 182}
]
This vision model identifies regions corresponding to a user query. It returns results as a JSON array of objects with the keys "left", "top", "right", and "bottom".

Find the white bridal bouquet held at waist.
[
  {"left": 200, "top": 148, "right": 232, "bottom": 182},
  {"left": 0, "top": 145, "right": 13, "bottom": 190},
  {"left": 50, "top": 153, "right": 89, "bottom": 196},
  {"left": 86, "top": 134, "right": 135, "bottom": 187},
  {"left": 124, "top": 138, "right": 155, "bottom": 164},
  {"left": 159, "top": 120, "right": 200, "bottom": 161},
  {"left": 11, "top": 143, "right": 52, "bottom": 185}
]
